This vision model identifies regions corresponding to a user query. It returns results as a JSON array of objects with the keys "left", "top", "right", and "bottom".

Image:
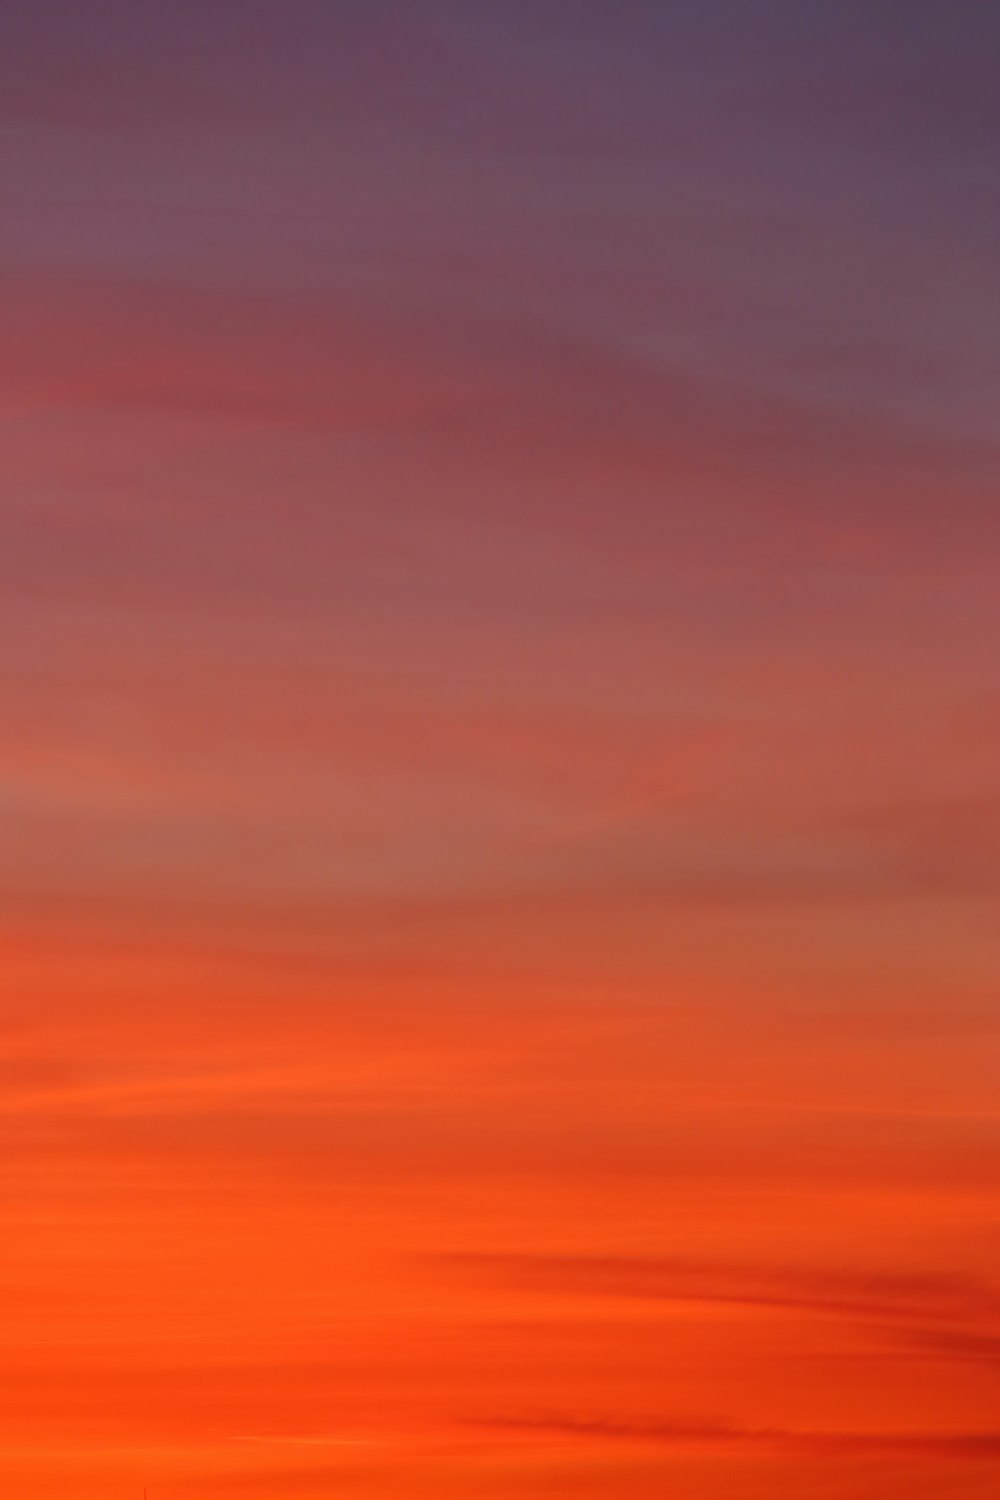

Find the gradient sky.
[{"left": 3, "top": 3, "right": 1000, "bottom": 1497}]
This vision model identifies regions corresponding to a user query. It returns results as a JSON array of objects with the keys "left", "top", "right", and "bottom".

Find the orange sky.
[{"left": 3, "top": 4, "right": 1000, "bottom": 1497}]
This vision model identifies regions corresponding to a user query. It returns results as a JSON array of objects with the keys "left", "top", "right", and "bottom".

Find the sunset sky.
[{"left": 3, "top": 3, "right": 1000, "bottom": 1496}]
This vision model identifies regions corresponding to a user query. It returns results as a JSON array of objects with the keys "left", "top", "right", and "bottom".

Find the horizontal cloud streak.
[
  {"left": 469, "top": 1413, "right": 1000, "bottom": 1459},
  {"left": 442, "top": 1253, "right": 1000, "bottom": 1325}
]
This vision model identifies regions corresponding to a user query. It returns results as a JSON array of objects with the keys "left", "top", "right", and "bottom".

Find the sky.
[{"left": 2, "top": 2, "right": 1000, "bottom": 1496}]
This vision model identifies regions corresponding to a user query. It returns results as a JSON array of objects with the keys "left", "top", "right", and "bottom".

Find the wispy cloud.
[
  {"left": 467, "top": 1412, "right": 1000, "bottom": 1459},
  {"left": 442, "top": 1252, "right": 999, "bottom": 1324}
]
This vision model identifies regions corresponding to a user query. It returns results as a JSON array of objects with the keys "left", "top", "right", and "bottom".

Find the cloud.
[
  {"left": 891, "top": 1326, "right": 1000, "bottom": 1367},
  {"left": 442, "top": 1252, "right": 999, "bottom": 1324},
  {"left": 0, "top": 264, "right": 501, "bottom": 433},
  {"left": 232, "top": 1433, "right": 389, "bottom": 1448},
  {"left": 468, "top": 1412, "right": 1000, "bottom": 1459}
]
